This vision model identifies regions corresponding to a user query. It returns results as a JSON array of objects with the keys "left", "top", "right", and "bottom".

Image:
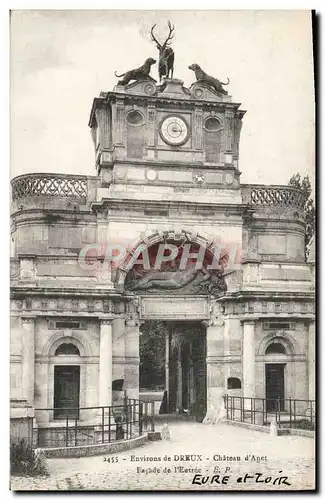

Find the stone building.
[{"left": 10, "top": 75, "right": 315, "bottom": 431}]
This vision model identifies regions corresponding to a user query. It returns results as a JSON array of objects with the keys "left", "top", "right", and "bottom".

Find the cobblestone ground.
[{"left": 10, "top": 422, "right": 315, "bottom": 491}]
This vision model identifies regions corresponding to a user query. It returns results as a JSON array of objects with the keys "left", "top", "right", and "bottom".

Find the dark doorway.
[
  {"left": 265, "top": 364, "right": 285, "bottom": 411},
  {"left": 139, "top": 321, "right": 207, "bottom": 421},
  {"left": 168, "top": 322, "right": 206, "bottom": 422},
  {"left": 54, "top": 366, "right": 80, "bottom": 419}
]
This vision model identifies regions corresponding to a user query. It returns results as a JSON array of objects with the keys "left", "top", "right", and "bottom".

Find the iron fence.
[
  {"left": 225, "top": 395, "right": 315, "bottom": 430},
  {"left": 30, "top": 398, "right": 155, "bottom": 449}
]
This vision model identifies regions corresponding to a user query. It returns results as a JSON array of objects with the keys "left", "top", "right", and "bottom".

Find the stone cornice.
[
  {"left": 91, "top": 197, "right": 249, "bottom": 216},
  {"left": 89, "top": 93, "right": 243, "bottom": 127},
  {"left": 10, "top": 287, "right": 125, "bottom": 299},
  {"left": 110, "top": 157, "right": 240, "bottom": 171},
  {"left": 236, "top": 314, "right": 314, "bottom": 321},
  {"left": 217, "top": 291, "right": 315, "bottom": 301}
]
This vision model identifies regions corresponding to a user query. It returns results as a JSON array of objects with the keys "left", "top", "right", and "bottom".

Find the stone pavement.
[{"left": 10, "top": 422, "right": 315, "bottom": 491}]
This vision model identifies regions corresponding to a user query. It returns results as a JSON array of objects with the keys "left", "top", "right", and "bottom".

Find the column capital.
[
  {"left": 99, "top": 316, "right": 114, "bottom": 326},
  {"left": 203, "top": 319, "right": 224, "bottom": 327},
  {"left": 241, "top": 319, "right": 256, "bottom": 326},
  {"left": 21, "top": 315, "right": 36, "bottom": 324}
]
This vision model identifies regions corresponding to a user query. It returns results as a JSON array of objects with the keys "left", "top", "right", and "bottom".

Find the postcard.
[{"left": 10, "top": 9, "right": 315, "bottom": 491}]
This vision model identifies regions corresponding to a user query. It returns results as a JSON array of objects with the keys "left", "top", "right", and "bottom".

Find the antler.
[
  {"left": 164, "top": 21, "right": 175, "bottom": 46},
  {"left": 150, "top": 24, "right": 161, "bottom": 49}
]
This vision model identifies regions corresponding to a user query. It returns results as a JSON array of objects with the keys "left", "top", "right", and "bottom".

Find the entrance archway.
[{"left": 139, "top": 320, "right": 207, "bottom": 421}]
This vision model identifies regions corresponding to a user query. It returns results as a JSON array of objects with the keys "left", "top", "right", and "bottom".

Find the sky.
[{"left": 10, "top": 10, "right": 315, "bottom": 186}]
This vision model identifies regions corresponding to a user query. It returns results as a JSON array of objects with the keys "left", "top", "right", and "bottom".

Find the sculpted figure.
[
  {"left": 114, "top": 57, "right": 156, "bottom": 86},
  {"left": 150, "top": 21, "right": 175, "bottom": 82},
  {"left": 130, "top": 267, "right": 199, "bottom": 291},
  {"left": 188, "top": 63, "right": 230, "bottom": 95}
]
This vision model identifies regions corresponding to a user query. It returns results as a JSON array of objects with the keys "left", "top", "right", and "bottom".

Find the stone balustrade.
[
  {"left": 242, "top": 184, "right": 306, "bottom": 209},
  {"left": 11, "top": 173, "right": 89, "bottom": 201}
]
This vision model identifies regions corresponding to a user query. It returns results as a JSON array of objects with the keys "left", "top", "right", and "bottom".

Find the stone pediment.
[
  {"left": 189, "top": 81, "right": 232, "bottom": 103},
  {"left": 112, "top": 77, "right": 232, "bottom": 103},
  {"left": 113, "top": 77, "right": 158, "bottom": 96}
]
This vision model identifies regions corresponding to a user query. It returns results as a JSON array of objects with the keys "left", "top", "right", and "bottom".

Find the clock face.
[{"left": 160, "top": 116, "right": 190, "bottom": 146}]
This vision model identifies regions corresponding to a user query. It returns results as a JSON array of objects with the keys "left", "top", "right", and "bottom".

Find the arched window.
[
  {"left": 265, "top": 343, "right": 286, "bottom": 355},
  {"left": 55, "top": 343, "right": 80, "bottom": 356},
  {"left": 204, "top": 117, "right": 222, "bottom": 132},
  {"left": 227, "top": 377, "right": 241, "bottom": 389}
]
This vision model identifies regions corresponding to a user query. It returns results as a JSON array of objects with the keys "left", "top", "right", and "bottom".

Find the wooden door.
[
  {"left": 265, "top": 364, "right": 285, "bottom": 411},
  {"left": 54, "top": 366, "right": 80, "bottom": 419}
]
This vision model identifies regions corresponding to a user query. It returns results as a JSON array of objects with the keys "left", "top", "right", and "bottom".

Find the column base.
[{"left": 203, "top": 387, "right": 226, "bottom": 425}]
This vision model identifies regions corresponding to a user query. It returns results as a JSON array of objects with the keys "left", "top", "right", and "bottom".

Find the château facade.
[{"left": 10, "top": 74, "right": 315, "bottom": 431}]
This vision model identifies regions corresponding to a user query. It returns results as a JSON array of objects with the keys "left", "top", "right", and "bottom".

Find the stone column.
[
  {"left": 124, "top": 317, "right": 140, "bottom": 400},
  {"left": 308, "top": 321, "right": 315, "bottom": 401},
  {"left": 204, "top": 319, "right": 225, "bottom": 423},
  {"left": 21, "top": 316, "right": 35, "bottom": 406},
  {"left": 112, "top": 317, "right": 126, "bottom": 382},
  {"left": 176, "top": 345, "right": 182, "bottom": 412},
  {"left": 242, "top": 320, "right": 256, "bottom": 404},
  {"left": 165, "top": 330, "right": 169, "bottom": 397},
  {"left": 98, "top": 319, "right": 113, "bottom": 407}
]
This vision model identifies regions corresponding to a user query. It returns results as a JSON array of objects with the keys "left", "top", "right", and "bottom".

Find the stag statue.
[{"left": 150, "top": 21, "right": 175, "bottom": 82}]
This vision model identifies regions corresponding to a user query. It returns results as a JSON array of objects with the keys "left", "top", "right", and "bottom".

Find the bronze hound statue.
[
  {"left": 114, "top": 57, "right": 156, "bottom": 86},
  {"left": 188, "top": 63, "right": 230, "bottom": 95}
]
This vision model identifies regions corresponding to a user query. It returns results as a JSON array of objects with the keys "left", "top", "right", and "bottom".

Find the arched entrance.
[
  {"left": 53, "top": 342, "right": 81, "bottom": 419},
  {"left": 264, "top": 340, "right": 290, "bottom": 411},
  {"left": 139, "top": 320, "right": 207, "bottom": 421},
  {"left": 116, "top": 229, "right": 228, "bottom": 422}
]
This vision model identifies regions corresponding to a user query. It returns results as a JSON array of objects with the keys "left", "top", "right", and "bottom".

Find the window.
[
  {"left": 204, "top": 117, "right": 222, "bottom": 132},
  {"left": 227, "top": 377, "right": 241, "bottom": 389},
  {"left": 55, "top": 343, "right": 80, "bottom": 356},
  {"left": 126, "top": 111, "right": 143, "bottom": 126},
  {"left": 265, "top": 343, "right": 286, "bottom": 355}
]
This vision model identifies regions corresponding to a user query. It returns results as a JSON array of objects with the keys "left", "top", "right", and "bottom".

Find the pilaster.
[
  {"left": 21, "top": 316, "right": 36, "bottom": 405},
  {"left": 204, "top": 318, "right": 225, "bottom": 422},
  {"left": 124, "top": 316, "right": 140, "bottom": 400},
  {"left": 112, "top": 317, "right": 126, "bottom": 381},
  {"left": 308, "top": 321, "right": 315, "bottom": 401},
  {"left": 194, "top": 105, "right": 203, "bottom": 150},
  {"left": 147, "top": 105, "right": 156, "bottom": 148},
  {"left": 242, "top": 320, "right": 256, "bottom": 402},
  {"left": 95, "top": 106, "right": 110, "bottom": 149},
  {"left": 98, "top": 318, "right": 113, "bottom": 407}
]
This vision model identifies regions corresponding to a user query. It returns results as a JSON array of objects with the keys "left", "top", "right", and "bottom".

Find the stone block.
[{"left": 258, "top": 234, "right": 286, "bottom": 255}]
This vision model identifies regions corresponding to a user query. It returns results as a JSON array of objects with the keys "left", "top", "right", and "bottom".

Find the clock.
[{"left": 159, "top": 115, "right": 190, "bottom": 146}]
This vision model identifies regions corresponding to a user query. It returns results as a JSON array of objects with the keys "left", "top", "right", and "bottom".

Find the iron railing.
[
  {"left": 31, "top": 399, "right": 155, "bottom": 449},
  {"left": 225, "top": 396, "right": 315, "bottom": 430}
]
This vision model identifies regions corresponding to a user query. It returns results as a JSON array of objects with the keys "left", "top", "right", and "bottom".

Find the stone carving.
[
  {"left": 150, "top": 21, "right": 175, "bottom": 81},
  {"left": 114, "top": 58, "right": 156, "bottom": 86},
  {"left": 129, "top": 267, "right": 200, "bottom": 291},
  {"left": 189, "top": 64, "right": 230, "bottom": 95},
  {"left": 196, "top": 268, "right": 227, "bottom": 296},
  {"left": 126, "top": 264, "right": 226, "bottom": 298},
  {"left": 161, "top": 423, "right": 171, "bottom": 440}
]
